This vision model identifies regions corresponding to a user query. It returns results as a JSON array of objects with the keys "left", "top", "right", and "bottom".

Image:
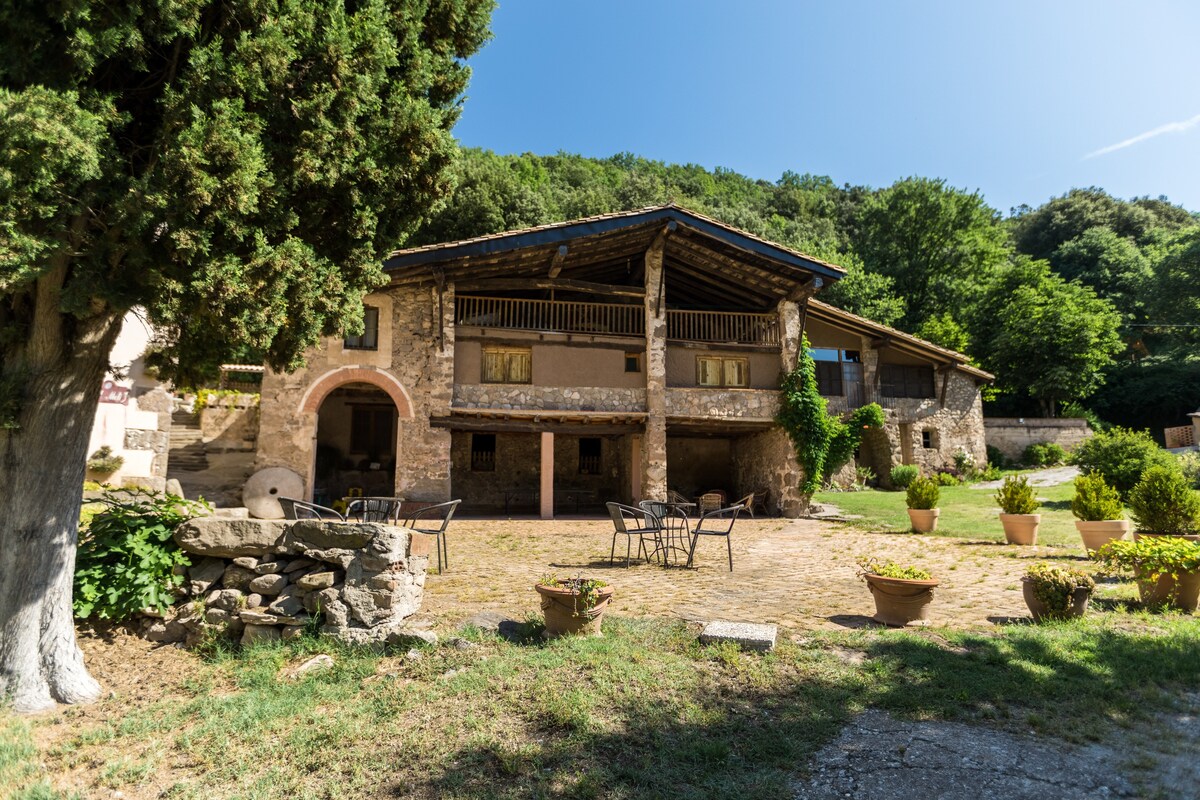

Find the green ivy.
[
  {"left": 778, "top": 335, "right": 885, "bottom": 494},
  {"left": 74, "top": 489, "right": 210, "bottom": 621}
]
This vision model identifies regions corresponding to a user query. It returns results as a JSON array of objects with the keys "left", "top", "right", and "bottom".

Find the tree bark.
[{"left": 0, "top": 267, "right": 123, "bottom": 713}]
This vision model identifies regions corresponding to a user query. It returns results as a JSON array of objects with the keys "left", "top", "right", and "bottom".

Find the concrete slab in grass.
[{"left": 699, "top": 621, "right": 777, "bottom": 652}]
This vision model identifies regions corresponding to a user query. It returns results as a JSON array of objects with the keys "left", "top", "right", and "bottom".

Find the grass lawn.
[{"left": 5, "top": 615, "right": 1200, "bottom": 800}]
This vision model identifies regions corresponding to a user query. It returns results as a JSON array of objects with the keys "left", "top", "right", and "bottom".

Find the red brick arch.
[{"left": 299, "top": 367, "right": 415, "bottom": 417}]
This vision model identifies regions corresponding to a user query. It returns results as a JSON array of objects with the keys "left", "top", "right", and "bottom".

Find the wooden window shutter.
[
  {"left": 508, "top": 350, "right": 531, "bottom": 384},
  {"left": 697, "top": 357, "right": 722, "bottom": 387},
  {"left": 482, "top": 350, "right": 506, "bottom": 383},
  {"left": 724, "top": 358, "right": 749, "bottom": 388}
]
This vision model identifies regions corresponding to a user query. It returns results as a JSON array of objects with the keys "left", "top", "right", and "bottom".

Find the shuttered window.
[
  {"left": 482, "top": 347, "right": 532, "bottom": 384},
  {"left": 696, "top": 356, "right": 749, "bottom": 388},
  {"left": 880, "top": 364, "right": 936, "bottom": 399},
  {"left": 815, "top": 362, "right": 844, "bottom": 396}
]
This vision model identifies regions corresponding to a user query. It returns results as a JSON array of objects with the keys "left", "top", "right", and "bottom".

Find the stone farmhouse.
[{"left": 253, "top": 206, "right": 991, "bottom": 518}]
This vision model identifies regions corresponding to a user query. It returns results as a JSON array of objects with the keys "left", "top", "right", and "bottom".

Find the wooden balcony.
[
  {"left": 667, "top": 309, "right": 779, "bottom": 346},
  {"left": 456, "top": 295, "right": 643, "bottom": 337}
]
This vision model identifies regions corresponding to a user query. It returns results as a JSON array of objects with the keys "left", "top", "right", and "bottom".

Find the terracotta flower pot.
[
  {"left": 1134, "top": 568, "right": 1200, "bottom": 612},
  {"left": 907, "top": 508, "right": 940, "bottom": 533},
  {"left": 1075, "top": 520, "right": 1130, "bottom": 554},
  {"left": 535, "top": 582, "right": 614, "bottom": 638},
  {"left": 999, "top": 513, "right": 1040, "bottom": 546},
  {"left": 863, "top": 573, "right": 939, "bottom": 626},
  {"left": 1021, "top": 578, "right": 1091, "bottom": 622}
]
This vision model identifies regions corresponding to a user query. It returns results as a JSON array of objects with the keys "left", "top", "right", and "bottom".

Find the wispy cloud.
[{"left": 1084, "top": 113, "right": 1200, "bottom": 159}]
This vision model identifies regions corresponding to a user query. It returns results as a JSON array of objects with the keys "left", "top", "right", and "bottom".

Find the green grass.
[{"left": 8, "top": 616, "right": 1200, "bottom": 799}]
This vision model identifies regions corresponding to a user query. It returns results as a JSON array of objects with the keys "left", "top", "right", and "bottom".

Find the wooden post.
[{"left": 540, "top": 432, "right": 554, "bottom": 520}]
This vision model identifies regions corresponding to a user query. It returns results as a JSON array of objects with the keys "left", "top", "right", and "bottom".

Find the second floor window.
[
  {"left": 344, "top": 306, "right": 380, "bottom": 350},
  {"left": 810, "top": 348, "right": 861, "bottom": 397},
  {"left": 881, "top": 364, "right": 936, "bottom": 399},
  {"left": 696, "top": 356, "right": 749, "bottom": 388},
  {"left": 482, "top": 347, "right": 532, "bottom": 384}
]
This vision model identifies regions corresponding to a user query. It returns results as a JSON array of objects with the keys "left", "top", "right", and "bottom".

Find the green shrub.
[
  {"left": 977, "top": 464, "right": 1002, "bottom": 481},
  {"left": 986, "top": 445, "right": 1007, "bottom": 469},
  {"left": 74, "top": 489, "right": 210, "bottom": 621},
  {"left": 856, "top": 557, "right": 932, "bottom": 581},
  {"left": 1070, "top": 427, "right": 1174, "bottom": 497},
  {"left": 1177, "top": 451, "right": 1200, "bottom": 490},
  {"left": 854, "top": 466, "right": 876, "bottom": 488},
  {"left": 889, "top": 464, "right": 920, "bottom": 489},
  {"left": 953, "top": 448, "right": 976, "bottom": 475},
  {"left": 995, "top": 475, "right": 1040, "bottom": 515},
  {"left": 1093, "top": 536, "right": 1200, "bottom": 582},
  {"left": 1023, "top": 562, "right": 1095, "bottom": 619},
  {"left": 934, "top": 471, "right": 960, "bottom": 486},
  {"left": 906, "top": 476, "right": 940, "bottom": 510},
  {"left": 1022, "top": 442, "right": 1067, "bottom": 467},
  {"left": 86, "top": 445, "right": 124, "bottom": 475},
  {"left": 1071, "top": 472, "right": 1124, "bottom": 522},
  {"left": 1126, "top": 465, "right": 1200, "bottom": 536}
]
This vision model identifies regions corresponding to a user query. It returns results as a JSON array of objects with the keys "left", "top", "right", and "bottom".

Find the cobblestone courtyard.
[{"left": 420, "top": 517, "right": 1078, "bottom": 630}]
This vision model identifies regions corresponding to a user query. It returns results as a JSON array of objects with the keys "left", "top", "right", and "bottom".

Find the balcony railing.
[
  {"left": 667, "top": 309, "right": 780, "bottom": 346},
  {"left": 456, "top": 295, "right": 643, "bottom": 337}
]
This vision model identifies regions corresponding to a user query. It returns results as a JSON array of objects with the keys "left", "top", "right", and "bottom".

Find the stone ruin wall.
[{"left": 984, "top": 417, "right": 1093, "bottom": 462}]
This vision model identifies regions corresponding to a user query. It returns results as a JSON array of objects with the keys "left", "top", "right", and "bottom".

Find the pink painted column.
[{"left": 540, "top": 431, "right": 555, "bottom": 519}]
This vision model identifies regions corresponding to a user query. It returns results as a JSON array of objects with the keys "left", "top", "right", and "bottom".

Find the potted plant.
[
  {"left": 1093, "top": 536, "right": 1200, "bottom": 611},
  {"left": 856, "top": 557, "right": 938, "bottom": 626},
  {"left": 534, "top": 575, "right": 613, "bottom": 637},
  {"left": 1021, "top": 562, "right": 1095, "bottom": 622},
  {"left": 1071, "top": 472, "right": 1128, "bottom": 554},
  {"left": 995, "top": 475, "right": 1040, "bottom": 545},
  {"left": 1127, "top": 465, "right": 1200, "bottom": 542},
  {"left": 905, "top": 476, "right": 940, "bottom": 533},
  {"left": 86, "top": 446, "right": 124, "bottom": 483}
]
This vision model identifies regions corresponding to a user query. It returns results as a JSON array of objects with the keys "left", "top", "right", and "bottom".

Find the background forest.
[{"left": 406, "top": 148, "right": 1200, "bottom": 435}]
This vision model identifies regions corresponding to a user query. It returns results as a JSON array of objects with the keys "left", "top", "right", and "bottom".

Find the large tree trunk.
[{"left": 0, "top": 265, "right": 123, "bottom": 713}]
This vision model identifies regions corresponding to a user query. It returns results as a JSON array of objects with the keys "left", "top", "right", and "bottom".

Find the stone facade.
[
  {"left": 453, "top": 384, "right": 645, "bottom": 412},
  {"left": 731, "top": 427, "right": 806, "bottom": 516},
  {"left": 199, "top": 393, "right": 260, "bottom": 453},
  {"left": 664, "top": 388, "right": 779, "bottom": 419},
  {"left": 984, "top": 417, "right": 1093, "bottom": 462}
]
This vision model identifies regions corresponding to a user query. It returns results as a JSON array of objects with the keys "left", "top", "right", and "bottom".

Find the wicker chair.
[{"left": 697, "top": 492, "right": 723, "bottom": 515}]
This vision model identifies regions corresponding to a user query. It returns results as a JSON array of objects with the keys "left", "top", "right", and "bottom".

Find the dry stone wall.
[
  {"left": 665, "top": 388, "right": 779, "bottom": 419},
  {"left": 984, "top": 417, "right": 1092, "bottom": 462},
  {"left": 453, "top": 385, "right": 645, "bottom": 412}
]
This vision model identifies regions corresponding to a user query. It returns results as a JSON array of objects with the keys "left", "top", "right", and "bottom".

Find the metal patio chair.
[
  {"left": 279, "top": 497, "right": 345, "bottom": 521},
  {"left": 687, "top": 503, "right": 744, "bottom": 571},
  {"left": 346, "top": 497, "right": 403, "bottom": 523},
  {"left": 607, "top": 502, "right": 658, "bottom": 567},
  {"left": 639, "top": 500, "right": 691, "bottom": 566},
  {"left": 403, "top": 499, "right": 461, "bottom": 574}
]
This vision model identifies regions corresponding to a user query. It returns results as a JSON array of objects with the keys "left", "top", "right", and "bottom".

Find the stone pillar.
[
  {"left": 540, "top": 431, "right": 554, "bottom": 519},
  {"left": 778, "top": 299, "right": 802, "bottom": 373},
  {"left": 642, "top": 238, "right": 668, "bottom": 501}
]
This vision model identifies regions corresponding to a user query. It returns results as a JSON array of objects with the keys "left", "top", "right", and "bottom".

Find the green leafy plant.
[
  {"left": 856, "top": 557, "right": 932, "bottom": 581},
  {"left": 1070, "top": 427, "right": 1174, "bottom": 497},
  {"left": 1023, "top": 563, "right": 1095, "bottom": 619},
  {"left": 986, "top": 445, "right": 1007, "bottom": 470},
  {"left": 1022, "top": 442, "right": 1066, "bottom": 467},
  {"left": 906, "top": 477, "right": 940, "bottom": 510},
  {"left": 1093, "top": 537, "right": 1200, "bottom": 584},
  {"left": 977, "top": 464, "right": 1002, "bottom": 481},
  {"left": 889, "top": 464, "right": 920, "bottom": 489},
  {"left": 1071, "top": 472, "right": 1124, "bottom": 522},
  {"left": 86, "top": 446, "right": 124, "bottom": 475},
  {"left": 1126, "top": 465, "right": 1200, "bottom": 536},
  {"left": 995, "top": 475, "right": 1040, "bottom": 515},
  {"left": 538, "top": 574, "right": 609, "bottom": 618},
  {"left": 778, "top": 337, "right": 884, "bottom": 494},
  {"left": 953, "top": 448, "right": 976, "bottom": 476},
  {"left": 194, "top": 389, "right": 261, "bottom": 412},
  {"left": 1177, "top": 451, "right": 1200, "bottom": 490},
  {"left": 74, "top": 489, "right": 210, "bottom": 621},
  {"left": 934, "top": 471, "right": 960, "bottom": 486},
  {"left": 854, "top": 466, "right": 876, "bottom": 488}
]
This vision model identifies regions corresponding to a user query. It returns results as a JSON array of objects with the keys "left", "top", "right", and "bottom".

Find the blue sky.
[{"left": 453, "top": 1, "right": 1200, "bottom": 215}]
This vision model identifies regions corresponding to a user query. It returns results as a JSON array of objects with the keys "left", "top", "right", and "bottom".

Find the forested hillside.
[{"left": 409, "top": 149, "right": 1200, "bottom": 432}]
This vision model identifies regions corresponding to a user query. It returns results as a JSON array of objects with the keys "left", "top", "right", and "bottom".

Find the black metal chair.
[
  {"left": 346, "top": 497, "right": 402, "bottom": 523},
  {"left": 279, "top": 497, "right": 345, "bottom": 521},
  {"left": 687, "top": 504, "right": 744, "bottom": 571},
  {"left": 403, "top": 500, "right": 461, "bottom": 573},
  {"left": 606, "top": 502, "right": 658, "bottom": 567},
  {"left": 639, "top": 500, "right": 691, "bottom": 566}
]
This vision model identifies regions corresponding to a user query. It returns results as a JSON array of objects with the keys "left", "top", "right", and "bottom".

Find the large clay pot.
[
  {"left": 1021, "top": 578, "right": 1091, "bottom": 622},
  {"left": 864, "top": 573, "right": 939, "bottom": 626},
  {"left": 1134, "top": 568, "right": 1200, "bottom": 611},
  {"left": 535, "top": 582, "right": 614, "bottom": 637},
  {"left": 907, "top": 508, "right": 940, "bottom": 534},
  {"left": 1076, "top": 520, "right": 1130, "bottom": 554},
  {"left": 1000, "top": 513, "right": 1040, "bottom": 546}
]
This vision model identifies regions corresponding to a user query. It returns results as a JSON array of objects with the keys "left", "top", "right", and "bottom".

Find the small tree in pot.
[
  {"left": 1127, "top": 465, "right": 1200, "bottom": 542},
  {"left": 856, "top": 557, "right": 938, "bottom": 626},
  {"left": 1021, "top": 563, "right": 1095, "bottom": 622},
  {"left": 906, "top": 476, "right": 940, "bottom": 533},
  {"left": 535, "top": 575, "right": 614, "bottom": 638},
  {"left": 1093, "top": 537, "right": 1200, "bottom": 611},
  {"left": 1071, "top": 472, "right": 1128, "bottom": 554},
  {"left": 995, "top": 475, "right": 1041, "bottom": 545}
]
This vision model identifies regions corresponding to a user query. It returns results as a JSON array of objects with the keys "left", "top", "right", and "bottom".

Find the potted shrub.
[
  {"left": 534, "top": 575, "right": 613, "bottom": 637},
  {"left": 1093, "top": 537, "right": 1200, "bottom": 611},
  {"left": 85, "top": 446, "right": 124, "bottom": 482},
  {"left": 856, "top": 557, "right": 938, "bottom": 626},
  {"left": 905, "top": 476, "right": 940, "bottom": 533},
  {"left": 1071, "top": 472, "right": 1129, "bottom": 554},
  {"left": 995, "top": 475, "right": 1040, "bottom": 545},
  {"left": 1127, "top": 465, "right": 1200, "bottom": 542},
  {"left": 1021, "top": 562, "right": 1095, "bottom": 622}
]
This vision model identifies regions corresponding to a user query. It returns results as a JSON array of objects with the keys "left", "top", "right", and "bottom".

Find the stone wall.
[
  {"left": 664, "top": 388, "right": 779, "bottom": 419},
  {"left": 984, "top": 417, "right": 1093, "bottom": 462},
  {"left": 453, "top": 384, "right": 645, "bottom": 412},
  {"left": 144, "top": 516, "right": 431, "bottom": 646},
  {"left": 731, "top": 427, "right": 806, "bottom": 516},
  {"left": 200, "top": 394, "right": 260, "bottom": 453}
]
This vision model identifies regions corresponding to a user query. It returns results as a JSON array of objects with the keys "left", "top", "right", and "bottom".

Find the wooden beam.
[
  {"left": 547, "top": 244, "right": 568, "bottom": 278},
  {"left": 785, "top": 276, "right": 817, "bottom": 303},
  {"left": 454, "top": 277, "right": 644, "bottom": 298}
]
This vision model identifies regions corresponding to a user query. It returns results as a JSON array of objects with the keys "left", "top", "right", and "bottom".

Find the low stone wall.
[
  {"left": 984, "top": 417, "right": 1092, "bottom": 462},
  {"left": 140, "top": 517, "right": 430, "bottom": 647},
  {"left": 664, "top": 388, "right": 779, "bottom": 419},
  {"left": 453, "top": 384, "right": 645, "bottom": 412},
  {"left": 199, "top": 393, "right": 260, "bottom": 453}
]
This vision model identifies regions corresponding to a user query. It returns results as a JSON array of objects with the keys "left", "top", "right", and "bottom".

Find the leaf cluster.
[
  {"left": 994, "top": 475, "right": 1040, "bottom": 515},
  {"left": 1070, "top": 472, "right": 1124, "bottom": 522},
  {"left": 1070, "top": 427, "right": 1175, "bottom": 497},
  {"left": 1023, "top": 563, "right": 1094, "bottom": 619},
  {"left": 889, "top": 464, "right": 920, "bottom": 489},
  {"left": 1093, "top": 537, "right": 1200, "bottom": 582},
  {"left": 905, "top": 477, "right": 940, "bottom": 510},
  {"left": 1127, "top": 465, "right": 1200, "bottom": 536},
  {"left": 856, "top": 557, "right": 932, "bottom": 581}
]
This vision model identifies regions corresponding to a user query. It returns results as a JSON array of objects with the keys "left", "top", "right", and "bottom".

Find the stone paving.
[{"left": 419, "top": 516, "right": 1075, "bottom": 630}]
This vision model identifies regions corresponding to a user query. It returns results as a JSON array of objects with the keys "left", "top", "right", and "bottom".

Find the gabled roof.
[
  {"left": 384, "top": 204, "right": 846, "bottom": 310},
  {"left": 808, "top": 299, "right": 994, "bottom": 382}
]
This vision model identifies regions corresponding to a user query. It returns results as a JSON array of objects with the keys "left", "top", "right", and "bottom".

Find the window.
[
  {"left": 471, "top": 433, "right": 496, "bottom": 471},
  {"left": 880, "top": 364, "right": 936, "bottom": 399},
  {"left": 809, "top": 348, "right": 862, "bottom": 397},
  {"left": 482, "top": 347, "right": 532, "bottom": 384},
  {"left": 696, "top": 356, "right": 749, "bottom": 388},
  {"left": 624, "top": 352, "right": 642, "bottom": 373},
  {"left": 349, "top": 406, "right": 395, "bottom": 455},
  {"left": 343, "top": 306, "right": 380, "bottom": 350},
  {"left": 922, "top": 429, "right": 937, "bottom": 449},
  {"left": 815, "top": 362, "right": 843, "bottom": 396},
  {"left": 578, "top": 437, "right": 602, "bottom": 475}
]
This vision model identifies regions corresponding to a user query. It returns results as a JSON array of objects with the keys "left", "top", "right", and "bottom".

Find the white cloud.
[{"left": 1084, "top": 112, "right": 1200, "bottom": 159}]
